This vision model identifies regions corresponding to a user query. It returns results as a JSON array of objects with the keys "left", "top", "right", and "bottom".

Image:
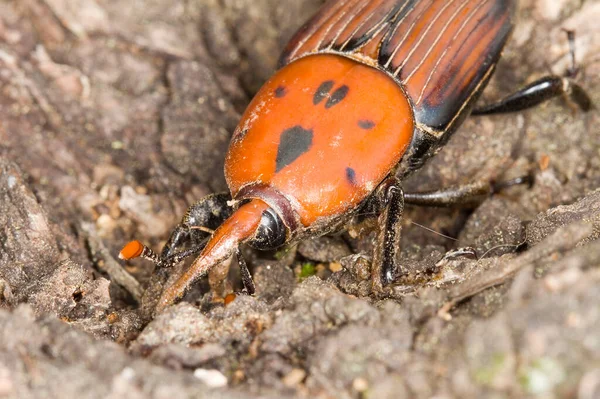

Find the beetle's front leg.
[
  {"left": 366, "top": 176, "right": 532, "bottom": 293},
  {"left": 160, "top": 193, "right": 234, "bottom": 266},
  {"left": 369, "top": 177, "right": 405, "bottom": 293}
]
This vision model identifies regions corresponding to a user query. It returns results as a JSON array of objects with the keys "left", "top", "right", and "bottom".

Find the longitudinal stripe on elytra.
[
  {"left": 414, "top": 0, "right": 489, "bottom": 104},
  {"left": 341, "top": 0, "right": 404, "bottom": 51},
  {"left": 393, "top": 0, "right": 459, "bottom": 78},
  {"left": 327, "top": 0, "right": 372, "bottom": 50},
  {"left": 382, "top": 0, "right": 431, "bottom": 69},
  {"left": 338, "top": 5, "right": 379, "bottom": 51},
  {"left": 339, "top": 0, "right": 390, "bottom": 51},
  {"left": 441, "top": 6, "right": 505, "bottom": 97},
  {"left": 315, "top": 0, "right": 362, "bottom": 51},
  {"left": 401, "top": 0, "right": 471, "bottom": 83},
  {"left": 287, "top": 0, "right": 348, "bottom": 60}
]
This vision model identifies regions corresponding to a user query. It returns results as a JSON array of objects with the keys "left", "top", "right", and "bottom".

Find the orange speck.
[
  {"left": 224, "top": 293, "right": 237, "bottom": 305},
  {"left": 107, "top": 312, "right": 119, "bottom": 324},
  {"left": 539, "top": 154, "right": 550, "bottom": 171},
  {"left": 119, "top": 240, "right": 144, "bottom": 260}
]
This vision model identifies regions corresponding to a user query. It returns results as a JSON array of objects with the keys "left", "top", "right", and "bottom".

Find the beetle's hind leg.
[
  {"left": 472, "top": 30, "right": 593, "bottom": 115},
  {"left": 471, "top": 76, "right": 592, "bottom": 115}
]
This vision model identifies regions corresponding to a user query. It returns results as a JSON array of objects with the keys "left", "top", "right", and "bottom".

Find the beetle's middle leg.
[
  {"left": 403, "top": 181, "right": 491, "bottom": 208},
  {"left": 402, "top": 175, "right": 532, "bottom": 208}
]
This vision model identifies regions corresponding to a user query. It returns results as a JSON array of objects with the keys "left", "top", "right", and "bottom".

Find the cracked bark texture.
[{"left": 0, "top": 0, "right": 599, "bottom": 398}]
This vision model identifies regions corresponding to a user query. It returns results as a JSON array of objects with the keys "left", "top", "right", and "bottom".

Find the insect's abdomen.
[
  {"left": 281, "top": 0, "right": 514, "bottom": 133},
  {"left": 225, "top": 54, "right": 414, "bottom": 226}
]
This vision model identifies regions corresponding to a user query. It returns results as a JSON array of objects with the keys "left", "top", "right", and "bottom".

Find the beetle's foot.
[
  {"left": 370, "top": 264, "right": 403, "bottom": 298},
  {"left": 491, "top": 173, "right": 534, "bottom": 194},
  {"left": 430, "top": 247, "right": 481, "bottom": 287}
]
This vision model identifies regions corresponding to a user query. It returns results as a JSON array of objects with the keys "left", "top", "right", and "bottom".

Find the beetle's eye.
[{"left": 248, "top": 207, "right": 287, "bottom": 250}]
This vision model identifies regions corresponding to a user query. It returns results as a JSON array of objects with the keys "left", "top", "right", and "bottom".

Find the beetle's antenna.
[
  {"left": 119, "top": 240, "right": 160, "bottom": 263},
  {"left": 477, "top": 231, "right": 528, "bottom": 261},
  {"left": 410, "top": 221, "right": 458, "bottom": 241}
]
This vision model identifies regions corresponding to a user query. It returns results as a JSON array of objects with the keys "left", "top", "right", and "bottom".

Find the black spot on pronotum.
[
  {"left": 325, "top": 85, "right": 349, "bottom": 109},
  {"left": 313, "top": 80, "right": 334, "bottom": 105},
  {"left": 358, "top": 120, "right": 376, "bottom": 129},
  {"left": 274, "top": 86, "right": 286, "bottom": 98},
  {"left": 346, "top": 167, "right": 357, "bottom": 185},
  {"left": 276, "top": 125, "right": 314, "bottom": 172}
]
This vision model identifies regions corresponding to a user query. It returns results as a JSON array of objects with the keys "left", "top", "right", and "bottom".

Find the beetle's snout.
[{"left": 156, "top": 199, "right": 270, "bottom": 311}]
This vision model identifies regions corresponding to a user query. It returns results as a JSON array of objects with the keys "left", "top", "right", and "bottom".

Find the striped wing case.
[{"left": 281, "top": 0, "right": 514, "bottom": 133}]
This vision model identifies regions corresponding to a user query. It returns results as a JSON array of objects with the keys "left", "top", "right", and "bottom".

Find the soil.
[{"left": 0, "top": 0, "right": 599, "bottom": 398}]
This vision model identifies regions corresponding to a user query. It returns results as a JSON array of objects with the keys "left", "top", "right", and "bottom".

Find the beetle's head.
[
  {"left": 119, "top": 197, "right": 293, "bottom": 311},
  {"left": 154, "top": 198, "right": 289, "bottom": 311}
]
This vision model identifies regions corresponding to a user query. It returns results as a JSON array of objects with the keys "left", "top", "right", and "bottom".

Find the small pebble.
[
  {"left": 282, "top": 368, "right": 306, "bottom": 387},
  {"left": 194, "top": 369, "right": 228, "bottom": 388},
  {"left": 329, "top": 262, "right": 342, "bottom": 272}
]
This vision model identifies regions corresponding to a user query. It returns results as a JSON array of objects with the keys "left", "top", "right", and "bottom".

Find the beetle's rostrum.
[{"left": 120, "top": 0, "right": 592, "bottom": 315}]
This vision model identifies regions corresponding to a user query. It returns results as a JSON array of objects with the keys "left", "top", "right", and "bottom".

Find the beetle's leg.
[
  {"left": 204, "top": 244, "right": 256, "bottom": 302},
  {"left": 403, "top": 181, "right": 491, "bottom": 208},
  {"left": 403, "top": 176, "right": 532, "bottom": 208},
  {"left": 472, "top": 76, "right": 592, "bottom": 115},
  {"left": 473, "top": 30, "right": 593, "bottom": 115},
  {"left": 370, "top": 177, "right": 405, "bottom": 291},
  {"left": 236, "top": 249, "right": 255, "bottom": 295},
  {"left": 563, "top": 29, "right": 579, "bottom": 79}
]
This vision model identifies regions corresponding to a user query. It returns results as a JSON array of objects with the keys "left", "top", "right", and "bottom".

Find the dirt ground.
[{"left": 0, "top": 0, "right": 599, "bottom": 398}]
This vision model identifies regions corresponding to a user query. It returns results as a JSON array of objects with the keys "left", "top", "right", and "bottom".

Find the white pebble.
[{"left": 193, "top": 369, "right": 228, "bottom": 388}]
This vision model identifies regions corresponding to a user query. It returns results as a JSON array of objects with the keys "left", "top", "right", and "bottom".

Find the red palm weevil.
[{"left": 120, "top": 0, "right": 592, "bottom": 314}]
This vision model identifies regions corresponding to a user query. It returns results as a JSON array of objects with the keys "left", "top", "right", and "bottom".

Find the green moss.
[{"left": 299, "top": 262, "right": 317, "bottom": 281}]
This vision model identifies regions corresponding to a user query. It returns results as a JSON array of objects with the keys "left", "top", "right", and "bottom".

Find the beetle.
[{"left": 120, "top": 0, "right": 592, "bottom": 315}]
